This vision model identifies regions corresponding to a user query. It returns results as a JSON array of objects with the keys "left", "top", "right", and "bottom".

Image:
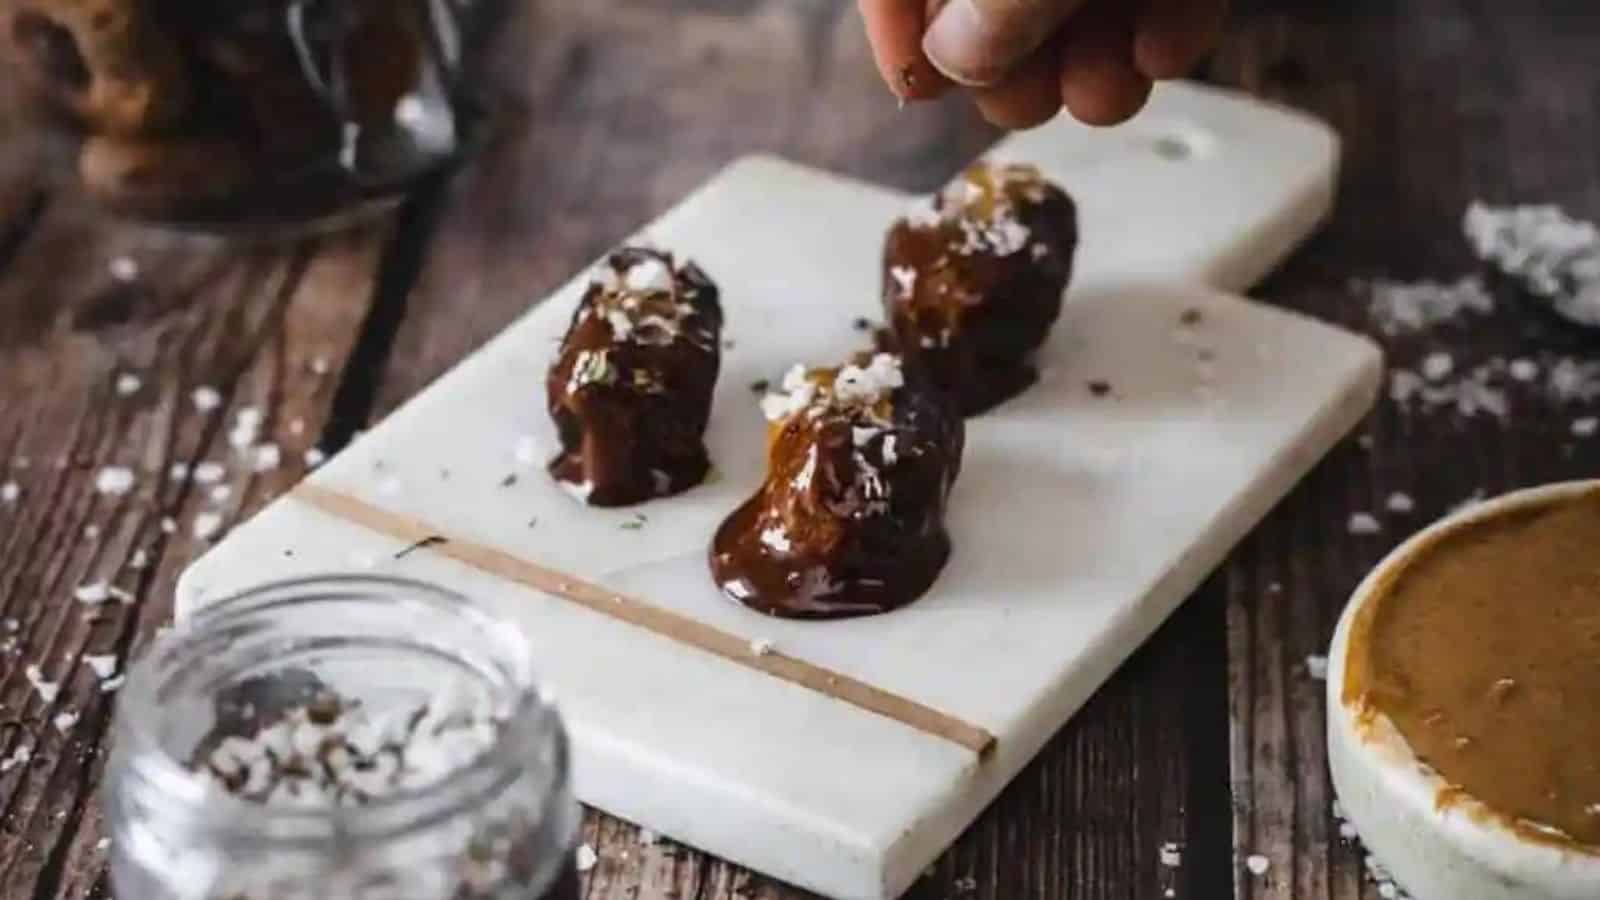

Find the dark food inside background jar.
[{"left": 1, "top": 0, "right": 506, "bottom": 232}]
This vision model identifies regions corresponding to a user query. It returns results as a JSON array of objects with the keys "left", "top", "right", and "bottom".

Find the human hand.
[{"left": 859, "top": 0, "right": 1228, "bottom": 129}]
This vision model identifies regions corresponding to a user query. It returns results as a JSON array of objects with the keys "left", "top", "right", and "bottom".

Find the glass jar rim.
[{"left": 115, "top": 573, "right": 563, "bottom": 847}]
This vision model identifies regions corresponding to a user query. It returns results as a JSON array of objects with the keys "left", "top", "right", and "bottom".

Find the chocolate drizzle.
[
  {"left": 882, "top": 161, "right": 1078, "bottom": 415},
  {"left": 711, "top": 353, "right": 963, "bottom": 618},
  {"left": 547, "top": 246, "right": 722, "bottom": 507}
]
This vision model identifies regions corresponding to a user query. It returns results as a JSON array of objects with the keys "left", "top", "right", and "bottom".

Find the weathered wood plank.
[
  {"left": 1217, "top": 3, "right": 1600, "bottom": 898},
  {"left": 0, "top": 181, "right": 391, "bottom": 898}
]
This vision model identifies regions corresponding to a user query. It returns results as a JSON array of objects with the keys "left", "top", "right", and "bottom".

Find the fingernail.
[{"left": 921, "top": 0, "right": 1005, "bottom": 86}]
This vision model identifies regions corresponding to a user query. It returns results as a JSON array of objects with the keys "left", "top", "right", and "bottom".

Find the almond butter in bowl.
[{"left": 1327, "top": 480, "right": 1600, "bottom": 900}]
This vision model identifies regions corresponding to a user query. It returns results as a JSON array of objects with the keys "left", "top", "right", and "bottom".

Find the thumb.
[{"left": 922, "top": 0, "right": 1089, "bottom": 87}]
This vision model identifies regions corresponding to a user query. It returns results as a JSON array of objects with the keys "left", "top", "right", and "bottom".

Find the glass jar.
[
  {"left": 104, "top": 575, "right": 580, "bottom": 900},
  {"left": 0, "top": 0, "right": 524, "bottom": 236}
]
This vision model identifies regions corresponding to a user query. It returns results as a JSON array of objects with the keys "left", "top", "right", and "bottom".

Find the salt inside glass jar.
[{"left": 104, "top": 575, "right": 580, "bottom": 900}]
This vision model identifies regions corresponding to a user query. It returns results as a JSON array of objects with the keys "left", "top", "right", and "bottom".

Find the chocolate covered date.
[
  {"left": 882, "top": 161, "right": 1077, "bottom": 415},
  {"left": 710, "top": 352, "right": 963, "bottom": 619},
  {"left": 546, "top": 247, "right": 722, "bottom": 507}
]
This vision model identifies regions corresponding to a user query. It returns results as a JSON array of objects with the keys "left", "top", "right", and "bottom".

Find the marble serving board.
[{"left": 178, "top": 82, "right": 1382, "bottom": 899}]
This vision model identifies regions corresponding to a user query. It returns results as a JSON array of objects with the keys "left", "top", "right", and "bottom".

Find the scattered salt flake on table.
[
  {"left": 210, "top": 485, "right": 232, "bottom": 503},
  {"left": 1305, "top": 655, "right": 1329, "bottom": 680},
  {"left": 1420, "top": 352, "right": 1454, "bottom": 381},
  {"left": 1547, "top": 358, "right": 1600, "bottom": 403},
  {"left": 1509, "top": 358, "right": 1539, "bottom": 382},
  {"left": 74, "top": 582, "right": 112, "bottom": 606},
  {"left": 1386, "top": 492, "right": 1415, "bottom": 514},
  {"left": 95, "top": 466, "right": 135, "bottom": 496},
  {"left": 575, "top": 844, "right": 598, "bottom": 873},
  {"left": 304, "top": 447, "right": 326, "bottom": 468},
  {"left": 1, "top": 482, "right": 17, "bottom": 503},
  {"left": 1348, "top": 512, "right": 1382, "bottom": 535},
  {"left": 3, "top": 617, "right": 17, "bottom": 632},
  {"left": 83, "top": 524, "right": 100, "bottom": 539},
  {"left": 1378, "top": 882, "right": 1399, "bottom": 899},
  {"left": 160, "top": 517, "right": 177, "bottom": 534},
  {"left": 115, "top": 373, "right": 142, "bottom": 396},
  {"left": 1159, "top": 842, "right": 1182, "bottom": 867},
  {"left": 1245, "top": 854, "right": 1270, "bottom": 876},
  {"left": 1364, "top": 275, "right": 1494, "bottom": 335},
  {"left": 52, "top": 711, "right": 78, "bottom": 733},
  {"left": 749, "top": 638, "right": 775, "bottom": 657},
  {"left": 193, "top": 512, "right": 224, "bottom": 541},
  {"left": 108, "top": 256, "right": 139, "bottom": 282},
  {"left": 95, "top": 837, "right": 111, "bottom": 851},
  {"left": 229, "top": 408, "right": 263, "bottom": 450},
  {"left": 192, "top": 386, "right": 222, "bottom": 412},
  {"left": 84, "top": 655, "right": 118, "bottom": 679},
  {"left": 0, "top": 744, "right": 32, "bottom": 773},
  {"left": 252, "top": 443, "right": 281, "bottom": 472},
  {"left": 25, "top": 665, "right": 58, "bottom": 703},
  {"left": 1573, "top": 417, "right": 1599, "bottom": 437},
  {"left": 168, "top": 462, "right": 190, "bottom": 483},
  {"left": 310, "top": 356, "right": 331, "bottom": 375},
  {"left": 193, "top": 462, "right": 225, "bottom": 485},
  {"left": 1465, "top": 201, "right": 1600, "bottom": 326}
]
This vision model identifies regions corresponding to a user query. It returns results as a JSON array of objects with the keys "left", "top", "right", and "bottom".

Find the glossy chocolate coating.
[
  {"left": 711, "top": 353, "right": 963, "bottom": 619},
  {"left": 882, "top": 161, "right": 1078, "bottom": 415},
  {"left": 547, "top": 247, "right": 722, "bottom": 507}
]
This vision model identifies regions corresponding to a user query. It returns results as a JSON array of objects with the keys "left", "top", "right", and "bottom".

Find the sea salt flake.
[
  {"left": 193, "top": 462, "right": 226, "bottom": 485},
  {"left": 251, "top": 444, "right": 282, "bottom": 472},
  {"left": 1245, "top": 854, "right": 1270, "bottom": 876},
  {"left": 574, "top": 843, "right": 598, "bottom": 873},
  {"left": 1465, "top": 201, "right": 1600, "bottom": 326},
  {"left": 749, "top": 638, "right": 775, "bottom": 657},
  {"left": 25, "top": 664, "right": 58, "bottom": 703},
  {"left": 1573, "top": 417, "right": 1599, "bottom": 437},
  {"left": 74, "top": 582, "right": 112, "bottom": 606},
  {"left": 210, "top": 485, "right": 231, "bottom": 503},
  {"left": 1420, "top": 352, "right": 1454, "bottom": 381},
  {"left": 1348, "top": 512, "right": 1382, "bottom": 535},
  {"left": 1305, "top": 655, "right": 1329, "bottom": 680},
  {"left": 193, "top": 512, "right": 224, "bottom": 541},
  {"left": 83, "top": 524, "right": 100, "bottom": 539},
  {"left": 1159, "top": 842, "right": 1182, "bottom": 867},
  {"left": 303, "top": 448, "right": 326, "bottom": 468},
  {"left": 1509, "top": 358, "right": 1539, "bottom": 382},
  {"left": 0, "top": 744, "right": 32, "bottom": 773},
  {"left": 1365, "top": 276, "right": 1493, "bottom": 335},
  {"left": 114, "top": 373, "right": 142, "bottom": 396},
  {"left": 84, "top": 655, "right": 118, "bottom": 679},
  {"left": 889, "top": 266, "right": 917, "bottom": 297},
  {"left": 1, "top": 482, "right": 17, "bottom": 503},
  {"left": 94, "top": 466, "right": 135, "bottom": 496},
  {"left": 191, "top": 386, "right": 222, "bottom": 412},
  {"left": 160, "top": 517, "right": 177, "bottom": 534},
  {"left": 1386, "top": 492, "right": 1415, "bottom": 514},
  {"left": 52, "top": 711, "right": 78, "bottom": 733},
  {"left": 108, "top": 256, "right": 140, "bottom": 282}
]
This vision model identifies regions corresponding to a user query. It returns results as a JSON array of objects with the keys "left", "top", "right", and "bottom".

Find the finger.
[
  {"left": 858, "top": 0, "right": 951, "bottom": 100},
  {"left": 973, "top": 43, "right": 1063, "bottom": 129},
  {"left": 1058, "top": 7, "right": 1153, "bottom": 126},
  {"left": 1134, "top": 0, "right": 1229, "bottom": 80},
  {"left": 923, "top": 0, "right": 1091, "bottom": 88}
]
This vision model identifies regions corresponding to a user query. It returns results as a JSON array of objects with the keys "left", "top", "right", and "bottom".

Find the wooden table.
[{"left": 2, "top": 1, "right": 1597, "bottom": 897}]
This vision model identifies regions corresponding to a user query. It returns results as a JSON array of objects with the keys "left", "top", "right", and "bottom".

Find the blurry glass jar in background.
[
  {"left": 104, "top": 576, "right": 580, "bottom": 900},
  {"left": 0, "top": 0, "right": 521, "bottom": 236}
]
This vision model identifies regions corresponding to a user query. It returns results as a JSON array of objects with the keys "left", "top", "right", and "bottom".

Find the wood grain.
[
  {"left": 1218, "top": 2, "right": 1600, "bottom": 898},
  {"left": 0, "top": 0, "right": 1593, "bottom": 898}
]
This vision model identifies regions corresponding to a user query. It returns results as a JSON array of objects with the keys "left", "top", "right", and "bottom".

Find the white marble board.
[{"left": 178, "top": 82, "right": 1382, "bottom": 899}]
